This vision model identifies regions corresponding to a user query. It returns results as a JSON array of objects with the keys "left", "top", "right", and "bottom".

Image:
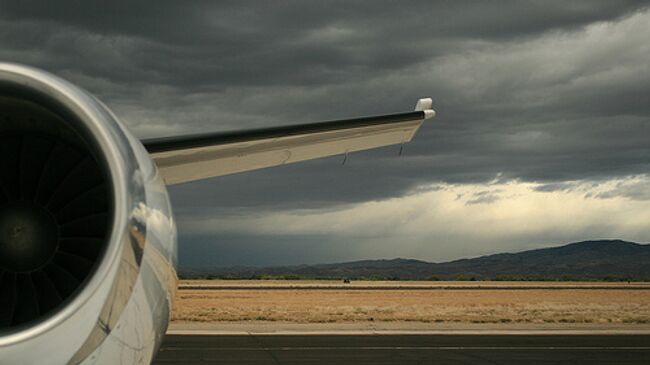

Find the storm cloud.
[{"left": 1, "top": 1, "right": 648, "bottom": 267}]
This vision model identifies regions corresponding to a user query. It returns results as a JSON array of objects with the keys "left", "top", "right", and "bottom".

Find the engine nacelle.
[{"left": 0, "top": 63, "right": 177, "bottom": 364}]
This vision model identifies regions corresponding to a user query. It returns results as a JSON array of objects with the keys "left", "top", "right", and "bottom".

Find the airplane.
[{"left": 0, "top": 62, "right": 435, "bottom": 364}]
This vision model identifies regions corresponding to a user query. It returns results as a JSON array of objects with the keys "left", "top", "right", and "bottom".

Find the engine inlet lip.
[{"left": 0, "top": 63, "right": 129, "bottom": 345}]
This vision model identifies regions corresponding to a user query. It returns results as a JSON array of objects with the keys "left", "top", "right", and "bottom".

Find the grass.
[{"left": 172, "top": 281, "right": 650, "bottom": 324}]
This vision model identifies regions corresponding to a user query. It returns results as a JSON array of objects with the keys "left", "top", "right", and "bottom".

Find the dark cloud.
[
  {"left": 0, "top": 1, "right": 645, "bottom": 89},
  {"left": 533, "top": 182, "right": 578, "bottom": 193},
  {"left": 466, "top": 190, "right": 502, "bottom": 205},
  {"left": 1, "top": 1, "right": 649, "bottom": 266}
]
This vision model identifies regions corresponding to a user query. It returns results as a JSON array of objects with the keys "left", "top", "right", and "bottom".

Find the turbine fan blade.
[{"left": 0, "top": 272, "right": 17, "bottom": 327}]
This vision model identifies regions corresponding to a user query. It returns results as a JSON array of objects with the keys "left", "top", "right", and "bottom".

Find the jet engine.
[{"left": 0, "top": 64, "right": 177, "bottom": 364}]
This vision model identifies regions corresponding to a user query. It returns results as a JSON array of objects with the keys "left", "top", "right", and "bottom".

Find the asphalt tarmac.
[{"left": 153, "top": 334, "right": 650, "bottom": 364}]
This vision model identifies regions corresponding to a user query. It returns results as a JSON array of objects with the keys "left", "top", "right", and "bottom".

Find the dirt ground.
[
  {"left": 179, "top": 279, "right": 650, "bottom": 288},
  {"left": 172, "top": 281, "right": 650, "bottom": 324}
]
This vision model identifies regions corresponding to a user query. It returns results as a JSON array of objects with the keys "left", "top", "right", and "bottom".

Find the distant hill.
[{"left": 180, "top": 240, "right": 650, "bottom": 281}]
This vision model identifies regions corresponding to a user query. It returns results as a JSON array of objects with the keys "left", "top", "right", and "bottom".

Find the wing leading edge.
[{"left": 143, "top": 98, "right": 435, "bottom": 185}]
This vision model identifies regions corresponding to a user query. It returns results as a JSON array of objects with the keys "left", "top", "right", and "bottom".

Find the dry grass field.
[{"left": 172, "top": 280, "right": 650, "bottom": 324}]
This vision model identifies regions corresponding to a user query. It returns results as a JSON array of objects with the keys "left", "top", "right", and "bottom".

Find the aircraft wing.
[{"left": 143, "top": 98, "right": 435, "bottom": 185}]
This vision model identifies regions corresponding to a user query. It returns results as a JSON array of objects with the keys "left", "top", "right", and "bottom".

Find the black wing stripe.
[{"left": 142, "top": 111, "right": 425, "bottom": 153}]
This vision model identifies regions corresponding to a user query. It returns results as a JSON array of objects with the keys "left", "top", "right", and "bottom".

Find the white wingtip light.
[{"left": 414, "top": 97, "right": 435, "bottom": 119}]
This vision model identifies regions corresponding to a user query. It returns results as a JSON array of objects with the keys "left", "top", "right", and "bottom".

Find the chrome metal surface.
[{"left": 0, "top": 63, "right": 177, "bottom": 364}]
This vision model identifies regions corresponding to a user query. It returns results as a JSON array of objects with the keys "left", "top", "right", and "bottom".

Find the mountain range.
[{"left": 180, "top": 240, "right": 650, "bottom": 281}]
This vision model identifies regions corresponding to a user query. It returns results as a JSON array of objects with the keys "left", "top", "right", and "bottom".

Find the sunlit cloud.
[{"left": 180, "top": 175, "right": 650, "bottom": 261}]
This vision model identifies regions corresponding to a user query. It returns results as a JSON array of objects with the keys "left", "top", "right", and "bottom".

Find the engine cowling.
[{"left": 0, "top": 63, "right": 177, "bottom": 364}]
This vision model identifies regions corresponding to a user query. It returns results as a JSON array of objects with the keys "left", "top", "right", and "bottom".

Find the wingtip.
[{"left": 415, "top": 97, "right": 435, "bottom": 120}]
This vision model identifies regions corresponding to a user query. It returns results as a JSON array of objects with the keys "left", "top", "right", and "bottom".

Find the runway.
[{"left": 153, "top": 334, "right": 650, "bottom": 364}]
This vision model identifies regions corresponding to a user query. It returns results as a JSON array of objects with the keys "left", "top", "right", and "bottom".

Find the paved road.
[{"left": 153, "top": 334, "right": 650, "bottom": 364}]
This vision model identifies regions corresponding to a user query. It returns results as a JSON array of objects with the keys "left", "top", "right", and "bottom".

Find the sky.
[{"left": 1, "top": 1, "right": 649, "bottom": 269}]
